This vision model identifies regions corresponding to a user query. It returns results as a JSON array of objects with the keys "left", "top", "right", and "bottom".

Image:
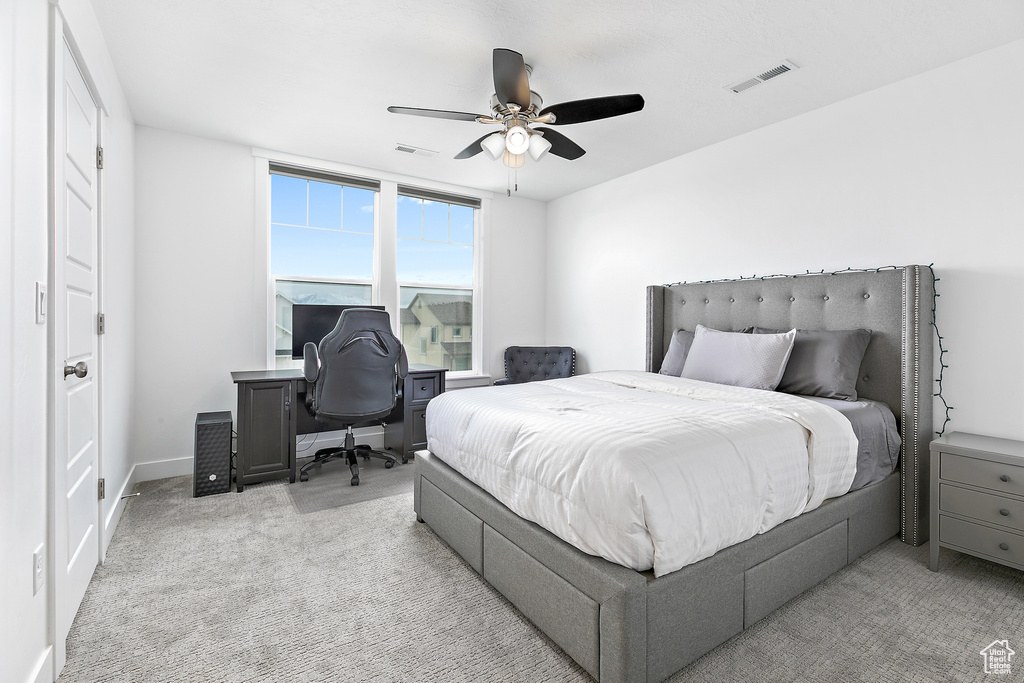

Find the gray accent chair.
[
  {"left": 300, "top": 308, "right": 408, "bottom": 486},
  {"left": 494, "top": 346, "right": 577, "bottom": 385}
]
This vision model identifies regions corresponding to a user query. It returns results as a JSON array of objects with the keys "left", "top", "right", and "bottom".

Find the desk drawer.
[
  {"left": 940, "top": 516, "right": 1024, "bottom": 567},
  {"left": 941, "top": 453, "right": 1024, "bottom": 497},
  {"left": 410, "top": 374, "right": 442, "bottom": 403},
  {"left": 939, "top": 484, "right": 1024, "bottom": 532}
]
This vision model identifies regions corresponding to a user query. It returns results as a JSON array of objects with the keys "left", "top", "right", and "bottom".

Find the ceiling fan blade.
[
  {"left": 534, "top": 128, "right": 585, "bottom": 160},
  {"left": 492, "top": 48, "right": 532, "bottom": 108},
  {"left": 455, "top": 133, "right": 493, "bottom": 159},
  {"left": 538, "top": 94, "right": 645, "bottom": 125},
  {"left": 387, "top": 106, "right": 483, "bottom": 122}
]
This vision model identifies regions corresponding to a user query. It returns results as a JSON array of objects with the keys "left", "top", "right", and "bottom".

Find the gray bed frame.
[{"left": 413, "top": 266, "right": 935, "bottom": 682}]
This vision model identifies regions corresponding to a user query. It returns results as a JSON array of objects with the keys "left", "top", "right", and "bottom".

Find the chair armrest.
[{"left": 302, "top": 342, "right": 320, "bottom": 383}]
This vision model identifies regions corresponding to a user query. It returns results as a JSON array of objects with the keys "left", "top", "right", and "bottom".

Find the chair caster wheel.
[
  {"left": 401, "top": 456, "right": 409, "bottom": 465},
  {"left": 351, "top": 476, "right": 359, "bottom": 486},
  {"left": 385, "top": 460, "right": 394, "bottom": 469},
  {"left": 363, "top": 456, "right": 370, "bottom": 461},
  {"left": 299, "top": 473, "right": 309, "bottom": 482}
]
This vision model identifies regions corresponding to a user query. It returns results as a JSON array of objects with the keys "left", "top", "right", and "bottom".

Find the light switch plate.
[
  {"left": 35, "top": 282, "right": 46, "bottom": 324},
  {"left": 33, "top": 544, "right": 45, "bottom": 595}
]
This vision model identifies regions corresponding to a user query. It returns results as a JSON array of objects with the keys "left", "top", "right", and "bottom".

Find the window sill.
[{"left": 444, "top": 374, "right": 494, "bottom": 389}]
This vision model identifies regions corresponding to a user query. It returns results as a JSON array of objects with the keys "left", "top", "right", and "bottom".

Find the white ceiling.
[{"left": 89, "top": 0, "right": 1024, "bottom": 202}]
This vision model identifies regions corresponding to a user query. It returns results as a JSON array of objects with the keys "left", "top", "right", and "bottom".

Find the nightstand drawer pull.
[
  {"left": 1001, "top": 509, "right": 1011, "bottom": 516},
  {"left": 1000, "top": 543, "right": 1010, "bottom": 551},
  {"left": 1001, "top": 475, "right": 1010, "bottom": 482}
]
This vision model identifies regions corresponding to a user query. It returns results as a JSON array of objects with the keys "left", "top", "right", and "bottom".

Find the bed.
[{"left": 413, "top": 266, "right": 935, "bottom": 682}]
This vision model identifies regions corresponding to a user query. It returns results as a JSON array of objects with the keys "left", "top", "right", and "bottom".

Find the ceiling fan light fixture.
[
  {"left": 480, "top": 133, "right": 506, "bottom": 160},
  {"left": 504, "top": 125, "right": 530, "bottom": 154},
  {"left": 502, "top": 150, "right": 525, "bottom": 168},
  {"left": 528, "top": 133, "right": 552, "bottom": 161}
]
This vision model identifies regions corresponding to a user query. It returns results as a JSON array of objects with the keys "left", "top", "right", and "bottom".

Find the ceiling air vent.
[
  {"left": 395, "top": 143, "right": 438, "bottom": 158},
  {"left": 725, "top": 60, "right": 799, "bottom": 94}
]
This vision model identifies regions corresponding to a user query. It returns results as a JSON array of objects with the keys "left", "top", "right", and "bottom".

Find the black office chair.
[
  {"left": 494, "top": 346, "right": 576, "bottom": 385},
  {"left": 299, "top": 308, "right": 408, "bottom": 486}
]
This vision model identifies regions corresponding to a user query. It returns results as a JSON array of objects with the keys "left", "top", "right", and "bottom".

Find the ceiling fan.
[{"left": 388, "top": 48, "right": 645, "bottom": 169}]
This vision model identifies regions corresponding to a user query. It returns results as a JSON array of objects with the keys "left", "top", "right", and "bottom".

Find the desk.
[{"left": 231, "top": 367, "right": 446, "bottom": 492}]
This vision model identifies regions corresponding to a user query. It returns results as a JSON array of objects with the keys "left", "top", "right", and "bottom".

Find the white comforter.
[{"left": 425, "top": 371, "right": 858, "bottom": 577}]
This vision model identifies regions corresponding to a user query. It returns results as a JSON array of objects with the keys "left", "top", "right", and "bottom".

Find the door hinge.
[
  {"left": 96, "top": 146, "right": 104, "bottom": 169},
  {"left": 98, "top": 478, "right": 106, "bottom": 500},
  {"left": 97, "top": 313, "right": 105, "bottom": 335}
]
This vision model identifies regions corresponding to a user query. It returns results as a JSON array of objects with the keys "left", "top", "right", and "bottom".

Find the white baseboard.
[
  {"left": 294, "top": 426, "right": 384, "bottom": 459},
  {"left": 130, "top": 456, "right": 193, "bottom": 484},
  {"left": 30, "top": 646, "right": 53, "bottom": 683}
]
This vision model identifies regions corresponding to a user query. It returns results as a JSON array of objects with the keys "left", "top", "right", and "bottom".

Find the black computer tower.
[{"left": 194, "top": 411, "right": 232, "bottom": 497}]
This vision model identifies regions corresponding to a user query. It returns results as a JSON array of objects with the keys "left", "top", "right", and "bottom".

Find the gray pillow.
[
  {"left": 658, "top": 329, "right": 695, "bottom": 376},
  {"left": 753, "top": 327, "right": 871, "bottom": 400},
  {"left": 681, "top": 325, "right": 796, "bottom": 391}
]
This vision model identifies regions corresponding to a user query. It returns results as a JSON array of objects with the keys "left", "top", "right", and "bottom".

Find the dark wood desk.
[{"left": 230, "top": 367, "right": 445, "bottom": 492}]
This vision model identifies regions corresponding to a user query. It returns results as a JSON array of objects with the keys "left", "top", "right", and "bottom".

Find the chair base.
[{"left": 298, "top": 427, "right": 399, "bottom": 486}]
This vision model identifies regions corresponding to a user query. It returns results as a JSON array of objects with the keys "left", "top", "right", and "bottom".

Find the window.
[
  {"left": 397, "top": 186, "right": 479, "bottom": 374},
  {"left": 270, "top": 165, "right": 379, "bottom": 367},
  {"left": 264, "top": 161, "right": 483, "bottom": 378}
]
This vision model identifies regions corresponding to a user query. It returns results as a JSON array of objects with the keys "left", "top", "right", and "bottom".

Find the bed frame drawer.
[
  {"left": 483, "top": 525, "right": 601, "bottom": 679},
  {"left": 419, "top": 477, "right": 483, "bottom": 573},
  {"left": 744, "top": 521, "right": 848, "bottom": 627}
]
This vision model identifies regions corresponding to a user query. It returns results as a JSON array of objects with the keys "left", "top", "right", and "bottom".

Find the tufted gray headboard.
[{"left": 646, "top": 266, "right": 935, "bottom": 547}]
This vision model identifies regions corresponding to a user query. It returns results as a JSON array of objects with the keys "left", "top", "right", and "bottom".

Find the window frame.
[
  {"left": 267, "top": 165, "right": 380, "bottom": 368},
  {"left": 395, "top": 184, "right": 483, "bottom": 378},
  {"left": 253, "top": 151, "right": 488, "bottom": 382}
]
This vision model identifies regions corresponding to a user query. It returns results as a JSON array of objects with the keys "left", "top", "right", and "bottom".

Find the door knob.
[{"left": 63, "top": 361, "right": 88, "bottom": 379}]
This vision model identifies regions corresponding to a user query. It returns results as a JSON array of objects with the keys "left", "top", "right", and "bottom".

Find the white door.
[{"left": 52, "top": 38, "right": 101, "bottom": 669}]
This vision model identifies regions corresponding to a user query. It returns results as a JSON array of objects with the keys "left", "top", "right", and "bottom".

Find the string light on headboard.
[
  {"left": 929, "top": 266, "right": 953, "bottom": 436},
  {"left": 661, "top": 264, "right": 953, "bottom": 436}
]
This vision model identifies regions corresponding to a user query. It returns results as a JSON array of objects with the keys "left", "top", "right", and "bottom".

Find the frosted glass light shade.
[
  {"left": 502, "top": 150, "right": 525, "bottom": 168},
  {"left": 481, "top": 133, "right": 506, "bottom": 160},
  {"left": 504, "top": 125, "right": 530, "bottom": 154},
  {"left": 528, "top": 133, "right": 552, "bottom": 161}
]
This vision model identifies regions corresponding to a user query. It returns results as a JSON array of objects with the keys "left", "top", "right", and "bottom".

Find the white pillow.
[{"left": 680, "top": 325, "right": 796, "bottom": 391}]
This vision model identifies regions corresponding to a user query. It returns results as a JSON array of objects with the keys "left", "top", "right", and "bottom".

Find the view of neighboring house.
[{"left": 401, "top": 293, "right": 473, "bottom": 371}]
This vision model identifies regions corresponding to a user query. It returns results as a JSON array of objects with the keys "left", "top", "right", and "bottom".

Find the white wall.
[
  {"left": 486, "top": 194, "right": 548, "bottom": 369},
  {"left": 546, "top": 39, "right": 1024, "bottom": 442},
  {"left": 133, "top": 126, "right": 548, "bottom": 470},
  {"left": 2, "top": 1, "right": 136, "bottom": 681}
]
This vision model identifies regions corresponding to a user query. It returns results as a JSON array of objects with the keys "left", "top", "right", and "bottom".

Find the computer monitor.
[{"left": 290, "top": 304, "right": 386, "bottom": 359}]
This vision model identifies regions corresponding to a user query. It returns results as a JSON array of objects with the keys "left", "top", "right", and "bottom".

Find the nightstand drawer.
[
  {"left": 940, "top": 516, "right": 1024, "bottom": 566},
  {"left": 939, "top": 483, "right": 1024, "bottom": 533},
  {"left": 410, "top": 374, "right": 442, "bottom": 403},
  {"left": 941, "top": 453, "right": 1024, "bottom": 497}
]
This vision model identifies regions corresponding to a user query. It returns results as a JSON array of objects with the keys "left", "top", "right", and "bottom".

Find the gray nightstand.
[{"left": 930, "top": 432, "right": 1024, "bottom": 571}]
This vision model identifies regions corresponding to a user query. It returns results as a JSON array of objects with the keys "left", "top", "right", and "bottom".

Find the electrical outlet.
[{"left": 33, "top": 545, "right": 45, "bottom": 595}]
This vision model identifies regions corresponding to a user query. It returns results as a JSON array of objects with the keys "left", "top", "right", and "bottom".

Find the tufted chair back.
[{"left": 495, "top": 346, "right": 576, "bottom": 385}]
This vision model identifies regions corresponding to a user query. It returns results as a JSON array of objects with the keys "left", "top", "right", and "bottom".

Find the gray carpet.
[{"left": 59, "top": 467, "right": 1024, "bottom": 682}]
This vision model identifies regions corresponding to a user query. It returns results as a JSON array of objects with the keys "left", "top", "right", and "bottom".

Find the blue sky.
[{"left": 271, "top": 174, "right": 474, "bottom": 287}]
